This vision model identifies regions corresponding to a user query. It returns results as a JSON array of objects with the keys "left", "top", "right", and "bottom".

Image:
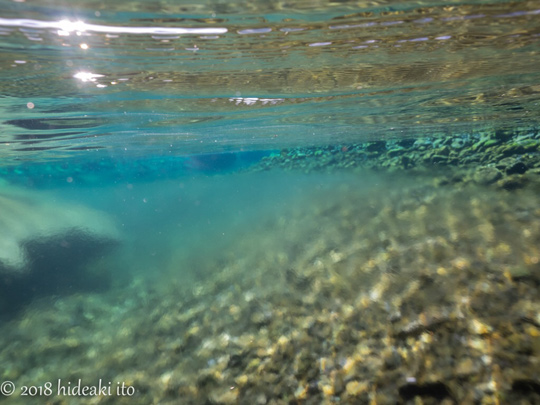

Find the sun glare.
[{"left": 73, "top": 71, "right": 104, "bottom": 82}]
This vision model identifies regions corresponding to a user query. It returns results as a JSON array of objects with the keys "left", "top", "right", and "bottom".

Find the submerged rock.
[
  {"left": 0, "top": 185, "right": 119, "bottom": 273},
  {"left": 0, "top": 184, "right": 120, "bottom": 316},
  {"left": 497, "top": 174, "right": 529, "bottom": 190},
  {"left": 473, "top": 166, "right": 503, "bottom": 185}
]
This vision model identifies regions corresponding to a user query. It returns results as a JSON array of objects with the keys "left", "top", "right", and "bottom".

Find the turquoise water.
[{"left": 1, "top": 0, "right": 540, "bottom": 403}]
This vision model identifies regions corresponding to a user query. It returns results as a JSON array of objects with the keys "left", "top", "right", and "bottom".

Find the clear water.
[{"left": 1, "top": 0, "right": 540, "bottom": 403}]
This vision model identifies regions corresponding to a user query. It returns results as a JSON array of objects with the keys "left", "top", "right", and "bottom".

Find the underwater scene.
[{"left": 1, "top": 0, "right": 540, "bottom": 403}]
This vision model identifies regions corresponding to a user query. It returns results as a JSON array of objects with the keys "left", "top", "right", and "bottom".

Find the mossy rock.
[
  {"left": 431, "top": 154, "right": 449, "bottom": 164},
  {"left": 519, "top": 140, "right": 540, "bottom": 152},
  {"left": 365, "top": 141, "right": 386, "bottom": 152},
  {"left": 494, "top": 129, "right": 513, "bottom": 141},
  {"left": 433, "top": 146, "right": 450, "bottom": 156},
  {"left": 387, "top": 148, "right": 405, "bottom": 158},
  {"left": 483, "top": 139, "right": 501, "bottom": 148},
  {"left": 399, "top": 155, "right": 415, "bottom": 169},
  {"left": 500, "top": 143, "right": 526, "bottom": 157}
]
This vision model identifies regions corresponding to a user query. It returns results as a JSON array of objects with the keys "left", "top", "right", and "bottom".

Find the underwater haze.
[{"left": 1, "top": 0, "right": 540, "bottom": 403}]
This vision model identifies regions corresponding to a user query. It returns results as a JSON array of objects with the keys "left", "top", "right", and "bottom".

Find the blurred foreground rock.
[{"left": 0, "top": 185, "right": 120, "bottom": 316}]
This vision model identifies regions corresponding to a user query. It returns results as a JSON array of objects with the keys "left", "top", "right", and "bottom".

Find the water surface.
[{"left": 0, "top": 0, "right": 539, "bottom": 162}]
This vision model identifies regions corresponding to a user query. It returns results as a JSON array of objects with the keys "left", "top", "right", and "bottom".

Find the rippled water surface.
[{"left": 1, "top": 0, "right": 539, "bottom": 163}]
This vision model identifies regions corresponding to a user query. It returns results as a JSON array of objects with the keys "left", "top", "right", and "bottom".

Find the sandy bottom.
[{"left": 1, "top": 169, "right": 539, "bottom": 404}]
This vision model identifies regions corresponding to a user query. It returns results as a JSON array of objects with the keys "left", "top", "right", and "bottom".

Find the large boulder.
[{"left": 0, "top": 184, "right": 120, "bottom": 316}]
